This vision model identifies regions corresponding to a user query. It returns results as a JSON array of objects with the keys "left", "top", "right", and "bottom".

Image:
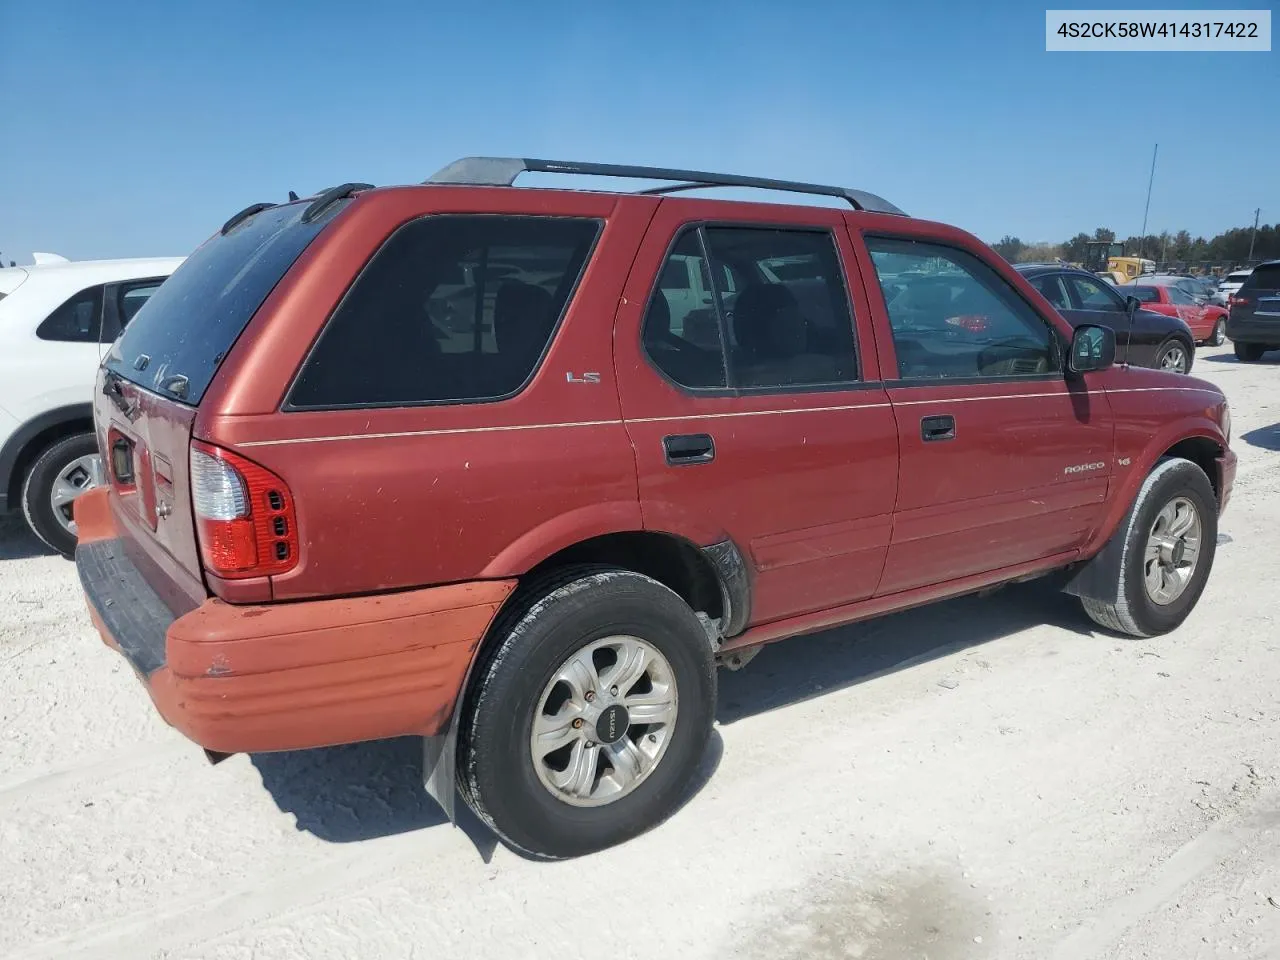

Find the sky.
[{"left": 1, "top": 0, "right": 1276, "bottom": 264}]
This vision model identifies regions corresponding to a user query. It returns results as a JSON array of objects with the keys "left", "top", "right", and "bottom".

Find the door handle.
[
  {"left": 920, "top": 415, "right": 955, "bottom": 442},
  {"left": 663, "top": 433, "right": 715, "bottom": 465}
]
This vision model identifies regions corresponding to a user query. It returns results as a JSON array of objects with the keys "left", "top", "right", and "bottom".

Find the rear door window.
[
  {"left": 641, "top": 225, "right": 858, "bottom": 391},
  {"left": 288, "top": 215, "right": 600, "bottom": 409},
  {"left": 1030, "top": 275, "right": 1070, "bottom": 310},
  {"left": 103, "top": 202, "right": 340, "bottom": 404},
  {"left": 1065, "top": 274, "right": 1126, "bottom": 312}
]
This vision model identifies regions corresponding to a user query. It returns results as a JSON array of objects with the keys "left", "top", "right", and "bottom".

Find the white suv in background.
[
  {"left": 0, "top": 254, "right": 184, "bottom": 555},
  {"left": 1219, "top": 268, "right": 1253, "bottom": 304}
]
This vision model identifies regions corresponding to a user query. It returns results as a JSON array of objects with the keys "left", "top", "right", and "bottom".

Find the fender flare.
[
  {"left": 1064, "top": 422, "right": 1224, "bottom": 604},
  {"left": 0, "top": 403, "right": 95, "bottom": 511}
]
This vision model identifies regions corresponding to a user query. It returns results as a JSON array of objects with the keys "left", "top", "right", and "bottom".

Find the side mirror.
[
  {"left": 1124, "top": 295, "right": 1141, "bottom": 315},
  {"left": 1069, "top": 323, "right": 1116, "bottom": 374}
]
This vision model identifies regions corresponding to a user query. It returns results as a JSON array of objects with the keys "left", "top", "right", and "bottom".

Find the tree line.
[{"left": 991, "top": 222, "right": 1277, "bottom": 269}]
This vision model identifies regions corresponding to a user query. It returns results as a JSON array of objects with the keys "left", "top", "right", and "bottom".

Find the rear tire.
[
  {"left": 20, "top": 433, "right": 103, "bottom": 558},
  {"left": 457, "top": 565, "right": 716, "bottom": 859},
  {"left": 1208, "top": 319, "right": 1226, "bottom": 347},
  {"left": 1234, "top": 342, "right": 1266, "bottom": 362},
  {"left": 1154, "top": 339, "right": 1191, "bottom": 374},
  {"left": 1081, "top": 457, "right": 1217, "bottom": 638}
]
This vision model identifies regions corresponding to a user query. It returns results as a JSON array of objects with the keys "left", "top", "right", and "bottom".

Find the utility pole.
[
  {"left": 1139, "top": 143, "right": 1158, "bottom": 260},
  {"left": 1247, "top": 207, "right": 1261, "bottom": 263}
]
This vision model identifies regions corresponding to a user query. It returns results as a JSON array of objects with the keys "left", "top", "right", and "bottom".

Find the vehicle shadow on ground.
[
  {"left": 1201, "top": 351, "right": 1280, "bottom": 364},
  {"left": 1241, "top": 423, "right": 1280, "bottom": 452},
  {"left": 717, "top": 579, "right": 1093, "bottom": 725},
  {"left": 250, "top": 727, "right": 725, "bottom": 861},
  {"left": 250, "top": 580, "right": 1087, "bottom": 857},
  {"left": 0, "top": 516, "right": 55, "bottom": 561}
]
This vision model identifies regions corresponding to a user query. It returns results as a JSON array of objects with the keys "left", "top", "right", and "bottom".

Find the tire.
[
  {"left": 1234, "top": 342, "right": 1266, "bottom": 362},
  {"left": 20, "top": 433, "right": 103, "bottom": 558},
  {"left": 1154, "top": 339, "right": 1192, "bottom": 374},
  {"left": 457, "top": 565, "right": 716, "bottom": 859},
  {"left": 1208, "top": 319, "right": 1226, "bottom": 347},
  {"left": 1081, "top": 457, "right": 1217, "bottom": 638}
]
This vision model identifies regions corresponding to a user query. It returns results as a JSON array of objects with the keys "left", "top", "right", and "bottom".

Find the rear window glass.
[
  {"left": 1241, "top": 265, "right": 1280, "bottom": 289},
  {"left": 103, "top": 202, "right": 338, "bottom": 404},
  {"left": 1127, "top": 286, "right": 1160, "bottom": 303},
  {"left": 288, "top": 215, "right": 600, "bottom": 409},
  {"left": 1227, "top": 272, "right": 1252, "bottom": 283}
]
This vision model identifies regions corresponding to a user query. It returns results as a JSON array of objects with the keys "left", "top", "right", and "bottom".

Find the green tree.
[{"left": 992, "top": 235, "right": 1025, "bottom": 262}]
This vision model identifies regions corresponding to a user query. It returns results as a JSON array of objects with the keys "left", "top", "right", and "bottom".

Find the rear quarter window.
[
  {"left": 37, "top": 285, "right": 104, "bottom": 342},
  {"left": 1241, "top": 265, "right": 1280, "bottom": 289},
  {"left": 287, "top": 215, "right": 600, "bottom": 409},
  {"left": 103, "top": 202, "right": 338, "bottom": 403}
]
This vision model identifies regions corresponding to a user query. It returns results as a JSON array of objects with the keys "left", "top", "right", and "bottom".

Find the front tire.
[
  {"left": 458, "top": 566, "right": 716, "bottom": 859},
  {"left": 1081, "top": 457, "right": 1217, "bottom": 638},
  {"left": 20, "top": 433, "right": 104, "bottom": 558},
  {"left": 1234, "top": 342, "right": 1266, "bottom": 362}
]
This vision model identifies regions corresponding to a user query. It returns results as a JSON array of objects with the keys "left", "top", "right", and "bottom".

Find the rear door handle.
[
  {"left": 920, "top": 415, "right": 955, "bottom": 442},
  {"left": 663, "top": 433, "right": 715, "bottom": 465}
]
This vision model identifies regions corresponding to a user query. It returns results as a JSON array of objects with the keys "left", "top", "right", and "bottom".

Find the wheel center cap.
[
  {"left": 1171, "top": 539, "right": 1186, "bottom": 566},
  {"left": 594, "top": 703, "right": 630, "bottom": 745}
]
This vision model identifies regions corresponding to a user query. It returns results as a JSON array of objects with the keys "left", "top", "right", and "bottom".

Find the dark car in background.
[
  {"left": 1014, "top": 263, "right": 1196, "bottom": 373},
  {"left": 1226, "top": 260, "right": 1280, "bottom": 362}
]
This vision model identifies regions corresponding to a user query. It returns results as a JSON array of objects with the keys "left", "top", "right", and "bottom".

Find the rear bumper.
[
  {"left": 73, "top": 488, "right": 515, "bottom": 754},
  {"left": 1217, "top": 448, "right": 1237, "bottom": 516},
  {"left": 1226, "top": 317, "right": 1280, "bottom": 344}
]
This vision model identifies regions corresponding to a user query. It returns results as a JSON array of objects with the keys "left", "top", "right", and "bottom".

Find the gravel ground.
[{"left": 3, "top": 343, "right": 1280, "bottom": 960}]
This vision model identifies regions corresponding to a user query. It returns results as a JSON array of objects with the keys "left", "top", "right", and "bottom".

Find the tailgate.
[{"left": 95, "top": 368, "right": 206, "bottom": 611}]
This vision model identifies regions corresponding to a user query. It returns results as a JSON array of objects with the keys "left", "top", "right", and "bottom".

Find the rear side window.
[
  {"left": 1242, "top": 265, "right": 1280, "bottom": 289},
  {"left": 642, "top": 226, "right": 858, "bottom": 391},
  {"left": 1127, "top": 286, "right": 1160, "bottom": 303},
  {"left": 288, "top": 216, "right": 600, "bottom": 409},
  {"left": 104, "top": 202, "right": 338, "bottom": 403},
  {"left": 37, "top": 285, "right": 103, "bottom": 342}
]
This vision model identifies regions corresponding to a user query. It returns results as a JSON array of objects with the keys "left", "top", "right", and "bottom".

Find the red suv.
[{"left": 75, "top": 158, "right": 1236, "bottom": 859}]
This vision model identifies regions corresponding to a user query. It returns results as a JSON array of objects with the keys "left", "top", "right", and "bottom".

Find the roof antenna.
[{"left": 288, "top": 190, "right": 299, "bottom": 201}]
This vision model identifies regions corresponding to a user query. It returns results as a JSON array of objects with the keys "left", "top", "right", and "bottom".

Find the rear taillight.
[
  {"left": 1229, "top": 295, "right": 1250, "bottom": 307},
  {"left": 190, "top": 441, "right": 298, "bottom": 579}
]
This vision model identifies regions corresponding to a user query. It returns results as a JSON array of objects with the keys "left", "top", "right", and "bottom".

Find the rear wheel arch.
[
  {"left": 422, "top": 529, "right": 749, "bottom": 823},
  {"left": 0, "top": 403, "right": 95, "bottom": 511}
]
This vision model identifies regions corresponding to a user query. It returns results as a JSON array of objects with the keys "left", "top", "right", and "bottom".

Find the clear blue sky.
[{"left": 1, "top": 0, "right": 1275, "bottom": 263}]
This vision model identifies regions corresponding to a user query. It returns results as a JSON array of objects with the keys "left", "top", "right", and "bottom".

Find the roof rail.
[{"left": 425, "top": 157, "right": 906, "bottom": 216}]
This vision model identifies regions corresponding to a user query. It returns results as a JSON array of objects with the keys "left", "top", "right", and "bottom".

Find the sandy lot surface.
[{"left": 3, "top": 343, "right": 1279, "bottom": 960}]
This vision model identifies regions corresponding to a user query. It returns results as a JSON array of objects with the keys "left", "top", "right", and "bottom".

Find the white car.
[
  {"left": 0, "top": 253, "right": 184, "bottom": 555},
  {"left": 1218, "top": 268, "right": 1253, "bottom": 305}
]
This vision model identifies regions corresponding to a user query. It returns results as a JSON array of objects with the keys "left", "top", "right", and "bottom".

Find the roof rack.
[{"left": 425, "top": 157, "right": 906, "bottom": 216}]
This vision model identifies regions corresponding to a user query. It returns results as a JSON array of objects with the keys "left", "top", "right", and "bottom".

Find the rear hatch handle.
[{"left": 103, "top": 371, "right": 135, "bottom": 417}]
